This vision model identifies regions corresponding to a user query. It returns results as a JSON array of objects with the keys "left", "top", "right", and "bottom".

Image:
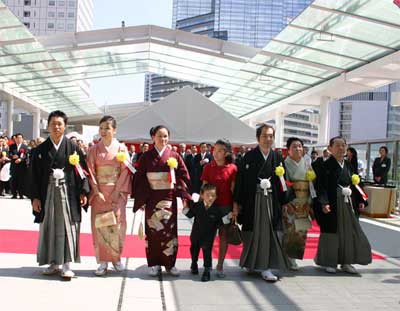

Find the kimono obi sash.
[
  {"left": 96, "top": 166, "right": 121, "bottom": 185},
  {"left": 292, "top": 181, "right": 310, "bottom": 198},
  {"left": 147, "top": 172, "right": 173, "bottom": 190}
]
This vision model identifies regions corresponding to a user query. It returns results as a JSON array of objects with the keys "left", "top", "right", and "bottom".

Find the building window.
[
  {"left": 57, "top": 23, "right": 64, "bottom": 30},
  {"left": 67, "top": 23, "right": 74, "bottom": 30},
  {"left": 58, "top": 1, "right": 65, "bottom": 6},
  {"left": 48, "top": 11, "right": 55, "bottom": 18},
  {"left": 24, "top": 0, "right": 31, "bottom": 5},
  {"left": 23, "top": 22, "right": 30, "bottom": 28},
  {"left": 68, "top": 1, "right": 75, "bottom": 7},
  {"left": 23, "top": 11, "right": 31, "bottom": 17},
  {"left": 49, "top": 0, "right": 55, "bottom": 6},
  {"left": 67, "top": 12, "right": 74, "bottom": 18},
  {"left": 48, "top": 22, "right": 55, "bottom": 29},
  {"left": 58, "top": 11, "right": 65, "bottom": 18}
]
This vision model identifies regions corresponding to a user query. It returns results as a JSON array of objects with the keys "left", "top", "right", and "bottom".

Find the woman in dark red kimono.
[{"left": 133, "top": 125, "right": 191, "bottom": 276}]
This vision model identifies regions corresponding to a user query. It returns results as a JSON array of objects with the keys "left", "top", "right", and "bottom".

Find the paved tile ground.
[{"left": 1, "top": 197, "right": 400, "bottom": 311}]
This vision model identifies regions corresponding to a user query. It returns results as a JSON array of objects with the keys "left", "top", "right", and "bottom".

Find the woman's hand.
[
  {"left": 97, "top": 192, "right": 106, "bottom": 203},
  {"left": 358, "top": 203, "right": 365, "bottom": 211}
]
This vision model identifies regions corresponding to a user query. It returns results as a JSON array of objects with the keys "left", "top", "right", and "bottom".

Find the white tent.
[{"left": 116, "top": 87, "right": 257, "bottom": 145}]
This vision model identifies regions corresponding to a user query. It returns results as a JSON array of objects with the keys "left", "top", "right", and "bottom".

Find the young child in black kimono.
[{"left": 183, "top": 183, "right": 231, "bottom": 282}]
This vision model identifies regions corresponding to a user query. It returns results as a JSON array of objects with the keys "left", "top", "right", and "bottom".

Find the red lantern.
[{"left": 394, "top": 0, "right": 400, "bottom": 8}]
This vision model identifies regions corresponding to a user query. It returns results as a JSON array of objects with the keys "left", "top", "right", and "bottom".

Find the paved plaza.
[{"left": 1, "top": 197, "right": 400, "bottom": 311}]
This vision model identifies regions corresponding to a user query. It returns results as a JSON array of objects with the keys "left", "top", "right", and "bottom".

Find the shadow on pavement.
[{"left": 0, "top": 266, "right": 127, "bottom": 281}]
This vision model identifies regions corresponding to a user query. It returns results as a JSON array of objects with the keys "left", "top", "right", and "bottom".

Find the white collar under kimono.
[
  {"left": 337, "top": 159, "right": 345, "bottom": 169},
  {"left": 155, "top": 146, "right": 167, "bottom": 157},
  {"left": 50, "top": 136, "right": 64, "bottom": 151},
  {"left": 259, "top": 147, "right": 270, "bottom": 161}
]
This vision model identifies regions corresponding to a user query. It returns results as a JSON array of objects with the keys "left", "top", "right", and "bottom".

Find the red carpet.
[{"left": 0, "top": 226, "right": 385, "bottom": 260}]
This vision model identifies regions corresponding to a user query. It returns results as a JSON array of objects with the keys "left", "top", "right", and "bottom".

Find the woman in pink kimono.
[{"left": 87, "top": 115, "right": 132, "bottom": 276}]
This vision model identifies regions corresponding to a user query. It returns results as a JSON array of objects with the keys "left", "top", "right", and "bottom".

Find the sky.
[{"left": 90, "top": 1, "right": 173, "bottom": 106}]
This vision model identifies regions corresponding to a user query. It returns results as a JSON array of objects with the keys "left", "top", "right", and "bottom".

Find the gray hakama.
[
  {"left": 240, "top": 186, "right": 288, "bottom": 271},
  {"left": 315, "top": 189, "right": 372, "bottom": 268},
  {"left": 37, "top": 176, "right": 80, "bottom": 266}
]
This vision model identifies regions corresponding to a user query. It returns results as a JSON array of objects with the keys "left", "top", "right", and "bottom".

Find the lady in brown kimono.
[
  {"left": 133, "top": 125, "right": 191, "bottom": 276},
  {"left": 283, "top": 137, "right": 313, "bottom": 270}
]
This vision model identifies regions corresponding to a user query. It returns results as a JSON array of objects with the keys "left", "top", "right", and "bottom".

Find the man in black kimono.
[
  {"left": 9, "top": 133, "right": 28, "bottom": 199},
  {"left": 31, "top": 110, "right": 90, "bottom": 279},
  {"left": 233, "top": 124, "right": 288, "bottom": 282},
  {"left": 313, "top": 136, "right": 371, "bottom": 274}
]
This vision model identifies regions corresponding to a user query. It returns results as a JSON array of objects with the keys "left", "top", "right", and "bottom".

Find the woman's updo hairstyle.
[
  {"left": 99, "top": 115, "right": 117, "bottom": 129},
  {"left": 149, "top": 125, "right": 170, "bottom": 137}
]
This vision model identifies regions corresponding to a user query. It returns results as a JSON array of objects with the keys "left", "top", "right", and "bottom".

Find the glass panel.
[
  {"left": 240, "top": 63, "right": 322, "bottom": 85},
  {"left": 0, "top": 10, "right": 21, "bottom": 28},
  {"left": 275, "top": 26, "right": 388, "bottom": 61},
  {"left": 263, "top": 41, "right": 360, "bottom": 70},
  {"left": 292, "top": 7, "right": 400, "bottom": 49},
  {"left": 314, "top": 0, "right": 400, "bottom": 26},
  {"left": 0, "top": 42, "right": 46, "bottom": 55},
  {"left": 251, "top": 54, "right": 336, "bottom": 79},
  {"left": 0, "top": 53, "right": 54, "bottom": 66},
  {"left": 0, "top": 28, "right": 32, "bottom": 41}
]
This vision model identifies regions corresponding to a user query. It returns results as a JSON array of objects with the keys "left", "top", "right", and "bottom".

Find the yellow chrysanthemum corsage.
[
  {"left": 167, "top": 157, "right": 178, "bottom": 184},
  {"left": 306, "top": 169, "right": 317, "bottom": 198},
  {"left": 69, "top": 151, "right": 80, "bottom": 166},
  {"left": 352, "top": 174, "right": 360, "bottom": 185},
  {"left": 351, "top": 174, "right": 368, "bottom": 200},
  {"left": 275, "top": 165, "right": 285, "bottom": 177},
  {"left": 275, "top": 164, "right": 287, "bottom": 191},
  {"left": 69, "top": 151, "right": 86, "bottom": 179},
  {"left": 167, "top": 157, "right": 178, "bottom": 169},
  {"left": 116, "top": 151, "right": 127, "bottom": 162},
  {"left": 305, "top": 169, "right": 316, "bottom": 182}
]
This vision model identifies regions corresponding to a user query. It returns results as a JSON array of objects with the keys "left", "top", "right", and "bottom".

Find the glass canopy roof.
[
  {"left": 0, "top": 1, "right": 99, "bottom": 116},
  {"left": 1, "top": 0, "right": 400, "bottom": 118},
  {"left": 212, "top": 0, "right": 400, "bottom": 117}
]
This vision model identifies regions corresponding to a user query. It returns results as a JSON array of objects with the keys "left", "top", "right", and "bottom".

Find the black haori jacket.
[
  {"left": 233, "top": 147, "right": 288, "bottom": 232},
  {"left": 30, "top": 137, "right": 90, "bottom": 223},
  {"left": 312, "top": 156, "right": 367, "bottom": 233}
]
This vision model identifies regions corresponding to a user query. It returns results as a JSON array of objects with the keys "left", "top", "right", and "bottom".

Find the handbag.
[
  {"left": 95, "top": 211, "right": 117, "bottom": 228},
  {"left": 226, "top": 221, "right": 242, "bottom": 245}
]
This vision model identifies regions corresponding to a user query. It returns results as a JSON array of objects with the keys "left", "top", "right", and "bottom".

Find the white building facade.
[
  {"left": 328, "top": 84, "right": 400, "bottom": 143},
  {"left": 3, "top": 0, "right": 93, "bottom": 36}
]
